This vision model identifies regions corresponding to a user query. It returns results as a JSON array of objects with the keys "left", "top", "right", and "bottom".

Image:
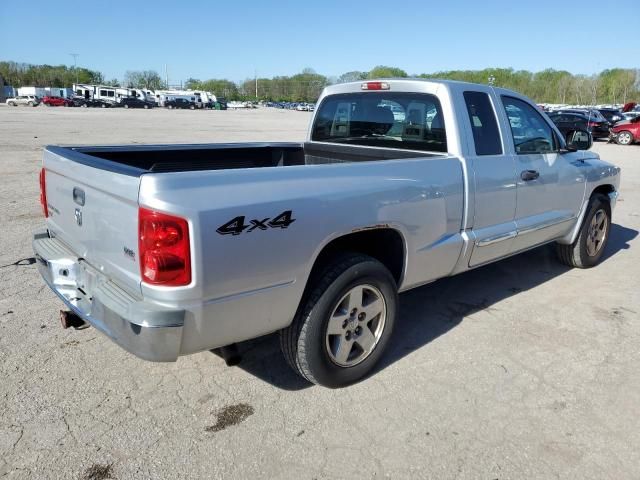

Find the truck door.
[
  {"left": 463, "top": 90, "right": 519, "bottom": 267},
  {"left": 498, "top": 96, "right": 586, "bottom": 253}
]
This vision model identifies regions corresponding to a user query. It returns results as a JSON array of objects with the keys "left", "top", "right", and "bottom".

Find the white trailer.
[{"left": 154, "top": 89, "right": 208, "bottom": 108}]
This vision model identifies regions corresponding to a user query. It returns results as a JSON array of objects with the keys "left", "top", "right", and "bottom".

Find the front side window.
[
  {"left": 463, "top": 91, "right": 502, "bottom": 155},
  {"left": 502, "top": 96, "right": 555, "bottom": 154},
  {"left": 312, "top": 92, "right": 447, "bottom": 152}
]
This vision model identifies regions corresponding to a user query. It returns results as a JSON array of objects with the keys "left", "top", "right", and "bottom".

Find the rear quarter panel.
[{"left": 139, "top": 156, "right": 464, "bottom": 353}]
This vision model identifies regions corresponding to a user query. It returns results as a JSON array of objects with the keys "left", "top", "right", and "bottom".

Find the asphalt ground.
[{"left": 0, "top": 105, "right": 638, "bottom": 479}]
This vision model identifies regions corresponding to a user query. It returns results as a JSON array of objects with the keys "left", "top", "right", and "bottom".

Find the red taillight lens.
[
  {"left": 39, "top": 168, "right": 48, "bottom": 217},
  {"left": 361, "top": 81, "right": 390, "bottom": 91},
  {"left": 138, "top": 207, "right": 191, "bottom": 286},
  {"left": 588, "top": 122, "right": 598, "bottom": 127}
]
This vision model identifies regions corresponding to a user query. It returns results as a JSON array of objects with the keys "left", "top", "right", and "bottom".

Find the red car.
[
  {"left": 611, "top": 116, "right": 640, "bottom": 146},
  {"left": 42, "top": 96, "right": 73, "bottom": 107}
]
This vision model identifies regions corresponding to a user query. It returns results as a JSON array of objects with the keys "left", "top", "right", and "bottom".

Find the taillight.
[
  {"left": 138, "top": 207, "right": 191, "bottom": 286},
  {"left": 361, "top": 81, "right": 390, "bottom": 91},
  {"left": 39, "top": 168, "right": 48, "bottom": 217},
  {"left": 588, "top": 121, "right": 598, "bottom": 127}
]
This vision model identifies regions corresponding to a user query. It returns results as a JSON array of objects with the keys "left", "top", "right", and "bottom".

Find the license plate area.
[{"left": 77, "top": 259, "right": 101, "bottom": 299}]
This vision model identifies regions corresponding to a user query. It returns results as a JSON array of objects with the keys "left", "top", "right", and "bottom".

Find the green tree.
[{"left": 368, "top": 66, "right": 408, "bottom": 79}]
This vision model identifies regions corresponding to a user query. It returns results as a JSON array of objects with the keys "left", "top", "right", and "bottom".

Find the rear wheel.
[
  {"left": 616, "top": 131, "right": 633, "bottom": 145},
  {"left": 101, "top": 103, "right": 107, "bottom": 108},
  {"left": 28, "top": 101, "right": 34, "bottom": 106},
  {"left": 190, "top": 105, "right": 195, "bottom": 110},
  {"left": 280, "top": 253, "right": 397, "bottom": 388},
  {"left": 556, "top": 194, "right": 611, "bottom": 268},
  {"left": 124, "top": 104, "right": 129, "bottom": 109}
]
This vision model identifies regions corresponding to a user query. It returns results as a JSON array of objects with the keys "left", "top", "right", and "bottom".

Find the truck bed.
[{"left": 47, "top": 142, "right": 442, "bottom": 175}]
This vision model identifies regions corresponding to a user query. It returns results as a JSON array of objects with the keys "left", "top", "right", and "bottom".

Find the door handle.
[{"left": 521, "top": 170, "right": 540, "bottom": 181}]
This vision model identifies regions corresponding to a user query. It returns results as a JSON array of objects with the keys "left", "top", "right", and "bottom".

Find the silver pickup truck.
[{"left": 34, "top": 79, "right": 620, "bottom": 387}]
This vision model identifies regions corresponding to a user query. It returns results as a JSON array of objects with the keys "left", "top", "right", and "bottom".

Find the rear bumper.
[{"left": 33, "top": 230, "right": 184, "bottom": 362}]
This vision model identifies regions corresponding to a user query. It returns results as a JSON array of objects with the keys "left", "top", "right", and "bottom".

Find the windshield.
[{"left": 311, "top": 92, "right": 447, "bottom": 152}]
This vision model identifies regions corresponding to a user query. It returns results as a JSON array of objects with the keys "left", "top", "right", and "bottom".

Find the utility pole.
[
  {"left": 165, "top": 64, "right": 168, "bottom": 88},
  {"left": 255, "top": 69, "right": 258, "bottom": 99},
  {"left": 69, "top": 53, "right": 79, "bottom": 85}
]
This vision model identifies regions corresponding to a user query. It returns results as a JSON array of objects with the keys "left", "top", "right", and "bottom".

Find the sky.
[{"left": 1, "top": 0, "right": 637, "bottom": 84}]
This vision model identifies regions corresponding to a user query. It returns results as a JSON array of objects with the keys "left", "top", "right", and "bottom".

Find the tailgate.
[{"left": 43, "top": 147, "right": 142, "bottom": 295}]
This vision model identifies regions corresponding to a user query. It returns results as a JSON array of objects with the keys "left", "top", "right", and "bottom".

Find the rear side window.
[
  {"left": 463, "top": 91, "right": 502, "bottom": 155},
  {"left": 312, "top": 92, "right": 447, "bottom": 152}
]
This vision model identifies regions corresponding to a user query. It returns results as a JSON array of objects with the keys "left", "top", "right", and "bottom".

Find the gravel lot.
[{"left": 1, "top": 106, "right": 638, "bottom": 479}]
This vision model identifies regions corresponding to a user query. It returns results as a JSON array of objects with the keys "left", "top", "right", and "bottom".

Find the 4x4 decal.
[{"left": 216, "top": 210, "right": 295, "bottom": 236}]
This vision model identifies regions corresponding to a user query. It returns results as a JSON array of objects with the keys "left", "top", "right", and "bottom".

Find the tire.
[
  {"left": 190, "top": 105, "right": 195, "bottom": 110},
  {"left": 28, "top": 102, "right": 34, "bottom": 106},
  {"left": 556, "top": 193, "right": 611, "bottom": 268},
  {"left": 9, "top": 102, "right": 16, "bottom": 106},
  {"left": 615, "top": 131, "right": 633, "bottom": 145},
  {"left": 124, "top": 104, "right": 129, "bottom": 109},
  {"left": 144, "top": 104, "right": 149, "bottom": 109},
  {"left": 101, "top": 103, "right": 107, "bottom": 108},
  {"left": 280, "top": 253, "right": 398, "bottom": 388},
  {"left": 82, "top": 103, "right": 88, "bottom": 108}
]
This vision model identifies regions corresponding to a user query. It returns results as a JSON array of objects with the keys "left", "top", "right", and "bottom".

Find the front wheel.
[
  {"left": 616, "top": 131, "right": 633, "bottom": 145},
  {"left": 124, "top": 104, "right": 129, "bottom": 109},
  {"left": 557, "top": 194, "right": 611, "bottom": 268},
  {"left": 280, "top": 253, "right": 397, "bottom": 388}
]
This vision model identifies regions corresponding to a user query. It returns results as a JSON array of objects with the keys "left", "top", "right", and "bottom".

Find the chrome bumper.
[{"left": 33, "top": 230, "right": 184, "bottom": 362}]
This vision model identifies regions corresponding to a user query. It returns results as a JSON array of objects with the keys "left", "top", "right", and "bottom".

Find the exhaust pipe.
[{"left": 59, "top": 310, "right": 88, "bottom": 330}]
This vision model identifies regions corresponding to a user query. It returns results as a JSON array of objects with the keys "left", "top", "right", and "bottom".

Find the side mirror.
[{"left": 565, "top": 129, "right": 592, "bottom": 151}]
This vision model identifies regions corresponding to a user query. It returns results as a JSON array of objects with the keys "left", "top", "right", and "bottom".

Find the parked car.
[
  {"left": 165, "top": 98, "right": 197, "bottom": 109},
  {"left": 555, "top": 108, "right": 608, "bottom": 124},
  {"left": 622, "top": 112, "right": 640, "bottom": 121},
  {"left": 41, "top": 96, "right": 74, "bottom": 107},
  {"left": 119, "top": 97, "right": 153, "bottom": 109},
  {"left": 610, "top": 116, "right": 640, "bottom": 145},
  {"left": 597, "top": 108, "right": 626, "bottom": 126},
  {"left": 73, "top": 98, "right": 112, "bottom": 108},
  {"left": 547, "top": 112, "right": 610, "bottom": 140},
  {"left": 215, "top": 97, "right": 228, "bottom": 110},
  {"left": 33, "top": 79, "right": 620, "bottom": 387},
  {"left": 5, "top": 95, "right": 39, "bottom": 106}
]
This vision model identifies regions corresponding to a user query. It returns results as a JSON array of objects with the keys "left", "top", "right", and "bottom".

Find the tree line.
[{"left": 1, "top": 60, "right": 638, "bottom": 105}]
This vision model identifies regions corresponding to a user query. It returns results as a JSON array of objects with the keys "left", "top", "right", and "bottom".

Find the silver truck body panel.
[
  {"left": 43, "top": 147, "right": 142, "bottom": 295},
  {"left": 35, "top": 79, "right": 621, "bottom": 361}
]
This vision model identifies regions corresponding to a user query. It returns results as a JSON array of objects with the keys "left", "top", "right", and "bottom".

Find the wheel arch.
[
  {"left": 303, "top": 228, "right": 407, "bottom": 293},
  {"left": 558, "top": 184, "right": 616, "bottom": 245}
]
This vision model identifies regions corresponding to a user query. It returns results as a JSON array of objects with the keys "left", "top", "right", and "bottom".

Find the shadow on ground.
[{"left": 215, "top": 223, "right": 637, "bottom": 390}]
